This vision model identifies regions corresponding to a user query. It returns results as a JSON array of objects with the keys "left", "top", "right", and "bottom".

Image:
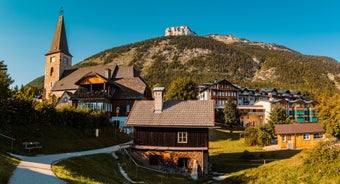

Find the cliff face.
[{"left": 165, "top": 26, "right": 197, "bottom": 36}]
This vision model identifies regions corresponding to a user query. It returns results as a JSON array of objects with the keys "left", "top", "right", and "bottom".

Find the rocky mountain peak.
[{"left": 165, "top": 26, "right": 197, "bottom": 36}]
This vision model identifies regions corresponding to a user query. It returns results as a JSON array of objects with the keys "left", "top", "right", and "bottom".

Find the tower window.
[
  {"left": 63, "top": 57, "right": 68, "bottom": 64},
  {"left": 50, "top": 57, "right": 55, "bottom": 63},
  {"left": 50, "top": 67, "right": 54, "bottom": 76}
]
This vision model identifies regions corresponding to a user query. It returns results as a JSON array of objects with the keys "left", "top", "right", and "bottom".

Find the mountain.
[{"left": 30, "top": 35, "right": 340, "bottom": 97}]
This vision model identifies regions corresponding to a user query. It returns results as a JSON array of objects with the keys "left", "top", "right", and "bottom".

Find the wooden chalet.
[
  {"left": 275, "top": 123, "right": 325, "bottom": 149},
  {"left": 125, "top": 87, "right": 215, "bottom": 178}
]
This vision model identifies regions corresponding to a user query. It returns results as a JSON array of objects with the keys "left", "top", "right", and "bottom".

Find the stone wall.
[{"left": 131, "top": 150, "right": 208, "bottom": 175}]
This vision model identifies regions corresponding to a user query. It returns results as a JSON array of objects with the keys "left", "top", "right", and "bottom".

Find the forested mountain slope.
[{"left": 30, "top": 35, "right": 340, "bottom": 96}]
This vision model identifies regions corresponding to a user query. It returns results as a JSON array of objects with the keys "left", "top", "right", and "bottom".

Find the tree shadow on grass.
[
  {"left": 210, "top": 149, "right": 301, "bottom": 174},
  {"left": 209, "top": 128, "right": 242, "bottom": 142}
]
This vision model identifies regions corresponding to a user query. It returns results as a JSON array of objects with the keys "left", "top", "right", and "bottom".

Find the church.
[{"left": 43, "top": 11, "right": 152, "bottom": 126}]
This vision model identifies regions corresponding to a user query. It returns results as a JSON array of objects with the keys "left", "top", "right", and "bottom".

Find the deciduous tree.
[
  {"left": 316, "top": 94, "right": 340, "bottom": 138},
  {"left": 165, "top": 77, "right": 197, "bottom": 100}
]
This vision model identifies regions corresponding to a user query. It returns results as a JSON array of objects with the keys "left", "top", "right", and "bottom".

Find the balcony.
[
  {"left": 247, "top": 112, "right": 264, "bottom": 115},
  {"left": 77, "top": 90, "right": 113, "bottom": 99}
]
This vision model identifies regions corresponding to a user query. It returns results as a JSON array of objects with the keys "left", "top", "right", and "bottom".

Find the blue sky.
[{"left": 1, "top": 0, "right": 340, "bottom": 87}]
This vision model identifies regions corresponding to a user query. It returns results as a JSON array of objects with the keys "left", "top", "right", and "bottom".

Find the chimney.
[{"left": 154, "top": 87, "right": 165, "bottom": 113}]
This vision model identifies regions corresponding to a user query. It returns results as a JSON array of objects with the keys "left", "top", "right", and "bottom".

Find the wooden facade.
[
  {"left": 275, "top": 123, "right": 325, "bottom": 150},
  {"left": 277, "top": 133, "right": 325, "bottom": 149},
  {"left": 126, "top": 89, "right": 214, "bottom": 178},
  {"left": 133, "top": 127, "right": 208, "bottom": 148}
]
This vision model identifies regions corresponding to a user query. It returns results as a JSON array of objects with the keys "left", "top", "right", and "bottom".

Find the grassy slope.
[
  {"left": 53, "top": 152, "right": 207, "bottom": 184},
  {"left": 51, "top": 126, "right": 303, "bottom": 183},
  {"left": 0, "top": 124, "right": 131, "bottom": 183},
  {"left": 0, "top": 153, "right": 19, "bottom": 184},
  {"left": 0, "top": 124, "right": 131, "bottom": 155}
]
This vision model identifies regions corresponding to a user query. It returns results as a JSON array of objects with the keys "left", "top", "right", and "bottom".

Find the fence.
[{"left": 0, "top": 133, "right": 16, "bottom": 149}]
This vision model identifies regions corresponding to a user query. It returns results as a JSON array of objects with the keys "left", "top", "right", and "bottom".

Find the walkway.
[{"left": 8, "top": 145, "right": 121, "bottom": 184}]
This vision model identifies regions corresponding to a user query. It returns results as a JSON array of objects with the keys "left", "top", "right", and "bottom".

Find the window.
[
  {"left": 314, "top": 133, "right": 323, "bottom": 139},
  {"left": 63, "top": 57, "right": 68, "bottom": 64},
  {"left": 50, "top": 67, "right": 54, "bottom": 76},
  {"left": 303, "top": 134, "right": 310, "bottom": 140},
  {"left": 282, "top": 135, "right": 286, "bottom": 142},
  {"left": 50, "top": 57, "right": 55, "bottom": 63},
  {"left": 63, "top": 97, "right": 68, "bottom": 102},
  {"left": 287, "top": 135, "right": 292, "bottom": 141},
  {"left": 178, "top": 132, "right": 187, "bottom": 143},
  {"left": 126, "top": 105, "right": 131, "bottom": 113}
]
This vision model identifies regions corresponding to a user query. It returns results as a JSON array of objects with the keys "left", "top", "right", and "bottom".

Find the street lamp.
[{"left": 115, "top": 106, "right": 120, "bottom": 140}]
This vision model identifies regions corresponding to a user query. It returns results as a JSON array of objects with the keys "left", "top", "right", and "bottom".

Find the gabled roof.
[
  {"left": 46, "top": 14, "right": 71, "bottom": 56},
  {"left": 114, "top": 77, "right": 148, "bottom": 99},
  {"left": 52, "top": 64, "right": 117, "bottom": 91},
  {"left": 125, "top": 100, "right": 215, "bottom": 128},
  {"left": 275, "top": 123, "right": 325, "bottom": 134}
]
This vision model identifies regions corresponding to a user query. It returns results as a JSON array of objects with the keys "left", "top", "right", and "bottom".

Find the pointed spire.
[{"left": 46, "top": 9, "right": 72, "bottom": 56}]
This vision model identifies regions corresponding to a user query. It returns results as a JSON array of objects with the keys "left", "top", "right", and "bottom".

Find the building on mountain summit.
[{"left": 43, "top": 11, "right": 152, "bottom": 127}]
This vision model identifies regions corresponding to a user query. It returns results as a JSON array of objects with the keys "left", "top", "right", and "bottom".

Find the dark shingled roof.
[
  {"left": 52, "top": 64, "right": 117, "bottom": 91},
  {"left": 275, "top": 123, "right": 325, "bottom": 134},
  {"left": 114, "top": 78, "right": 148, "bottom": 99},
  {"left": 46, "top": 15, "right": 72, "bottom": 56},
  {"left": 125, "top": 100, "right": 215, "bottom": 127}
]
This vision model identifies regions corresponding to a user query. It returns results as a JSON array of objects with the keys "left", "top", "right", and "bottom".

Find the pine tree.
[
  {"left": 0, "top": 60, "right": 13, "bottom": 99},
  {"left": 224, "top": 98, "right": 240, "bottom": 133},
  {"left": 268, "top": 104, "right": 289, "bottom": 126}
]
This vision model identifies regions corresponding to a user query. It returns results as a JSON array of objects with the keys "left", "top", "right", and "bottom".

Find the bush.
[
  {"left": 303, "top": 141, "right": 340, "bottom": 177},
  {"left": 243, "top": 124, "right": 273, "bottom": 146}
]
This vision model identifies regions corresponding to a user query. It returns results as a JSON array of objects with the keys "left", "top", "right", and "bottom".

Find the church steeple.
[
  {"left": 46, "top": 8, "right": 72, "bottom": 56},
  {"left": 44, "top": 9, "right": 72, "bottom": 99}
]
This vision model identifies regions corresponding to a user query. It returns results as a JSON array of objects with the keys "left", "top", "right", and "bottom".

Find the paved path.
[{"left": 8, "top": 145, "right": 121, "bottom": 184}]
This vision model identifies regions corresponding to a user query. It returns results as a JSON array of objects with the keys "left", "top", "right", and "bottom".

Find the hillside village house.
[
  {"left": 275, "top": 123, "right": 325, "bottom": 149},
  {"left": 198, "top": 79, "right": 318, "bottom": 126},
  {"left": 44, "top": 12, "right": 151, "bottom": 127},
  {"left": 125, "top": 87, "right": 215, "bottom": 178},
  {"left": 198, "top": 79, "right": 239, "bottom": 122}
]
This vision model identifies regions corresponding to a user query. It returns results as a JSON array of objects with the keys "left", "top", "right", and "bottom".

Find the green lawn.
[
  {"left": 0, "top": 123, "right": 131, "bottom": 184},
  {"left": 53, "top": 152, "right": 210, "bottom": 184},
  {"left": 5, "top": 124, "right": 333, "bottom": 184},
  {"left": 0, "top": 153, "right": 19, "bottom": 184},
  {"left": 51, "top": 126, "right": 303, "bottom": 183},
  {"left": 209, "top": 127, "right": 300, "bottom": 173},
  {"left": 0, "top": 124, "right": 131, "bottom": 155}
]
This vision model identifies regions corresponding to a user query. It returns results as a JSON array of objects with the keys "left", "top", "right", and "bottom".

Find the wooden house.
[
  {"left": 198, "top": 79, "right": 239, "bottom": 122},
  {"left": 125, "top": 87, "right": 215, "bottom": 177},
  {"left": 275, "top": 123, "right": 325, "bottom": 149}
]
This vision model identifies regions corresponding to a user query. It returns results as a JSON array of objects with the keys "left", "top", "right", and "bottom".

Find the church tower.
[{"left": 44, "top": 9, "right": 72, "bottom": 99}]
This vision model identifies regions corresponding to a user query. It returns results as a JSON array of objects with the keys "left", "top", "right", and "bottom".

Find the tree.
[
  {"left": 224, "top": 98, "right": 240, "bottom": 133},
  {"left": 243, "top": 124, "right": 273, "bottom": 146},
  {"left": 0, "top": 60, "right": 13, "bottom": 99},
  {"left": 268, "top": 104, "right": 290, "bottom": 126},
  {"left": 0, "top": 60, "right": 14, "bottom": 125},
  {"left": 316, "top": 94, "right": 340, "bottom": 138},
  {"left": 165, "top": 77, "right": 197, "bottom": 101}
]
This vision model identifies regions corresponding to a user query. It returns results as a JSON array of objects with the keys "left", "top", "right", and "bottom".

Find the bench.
[{"left": 22, "top": 141, "right": 42, "bottom": 152}]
